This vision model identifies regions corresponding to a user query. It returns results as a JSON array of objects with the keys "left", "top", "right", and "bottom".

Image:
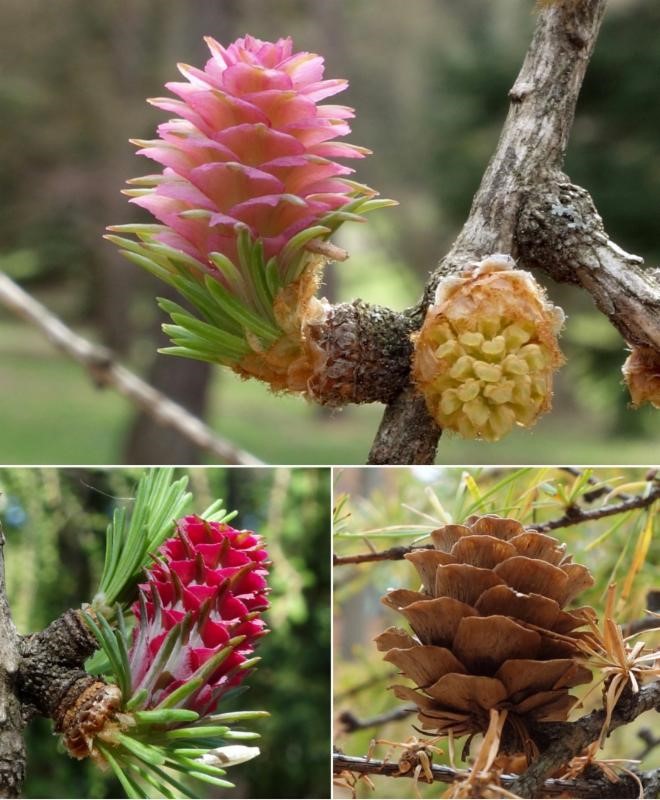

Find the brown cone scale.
[
  {"left": 377, "top": 514, "right": 595, "bottom": 742},
  {"left": 53, "top": 678, "right": 122, "bottom": 759}
]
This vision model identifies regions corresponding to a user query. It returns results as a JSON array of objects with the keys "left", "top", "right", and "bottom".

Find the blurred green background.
[
  {"left": 0, "top": 0, "right": 658, "bottom": 465},
  {"left": 333, "top": 466, "right": 659, "bottom": 798},
  {"left": 1, "top": 466, "right": 330, "bottom": 799}
]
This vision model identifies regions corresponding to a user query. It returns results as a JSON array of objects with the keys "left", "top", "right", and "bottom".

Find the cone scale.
[
  {"left": 107, "top": 35, "right": 395, "bottom": 396},
  {"left": 377, "top": 515, "right": 595, "bottom": 746},
  {"left": 128, "top": 515, "right": 270, "bottom": 715}
]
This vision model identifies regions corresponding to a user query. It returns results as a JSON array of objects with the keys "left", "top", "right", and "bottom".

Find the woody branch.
[
  {"left": 333, "top": 479, "right": 659, "bottom": 566},
  {"left": 361, "top": 0, "right": 659, "bottom": 464}
]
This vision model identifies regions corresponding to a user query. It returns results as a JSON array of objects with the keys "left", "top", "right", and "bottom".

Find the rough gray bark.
[
  {"left": 301, "top": 0, "right": 660, "bottom": 464},
  {"left": 308, "top": 301, "right": 414, "bottom": 406},
  {"left": 512, "top": 680, "right": 660, "bottom": 798},
  {"left": 518, "top": 180, "right": 660, "bottom": 350},
  {"left": 0, "top": 595, "right": 110, "bottom": 797},
  {"left": 368, "top": 0, "right": 610, "bottom": 463},
  {"left": 18, "top": 609, "right": 98, "bottom": 720},
  {"left": 0, "top": 527, "right": 26, "bottom": 799}
]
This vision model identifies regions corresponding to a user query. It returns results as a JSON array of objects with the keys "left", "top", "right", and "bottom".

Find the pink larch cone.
[
  {"left": 128, "top": 515, "right": 269, "bottom": 715},
  {"left": 107, "top": 35, "right": 395, "bottom": 394}
]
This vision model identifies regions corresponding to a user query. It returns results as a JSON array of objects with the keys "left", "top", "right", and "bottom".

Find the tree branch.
[
  {"left": 531, "top": 483, "right": 659, "bottom": 532},
  {"left": 0, "top": 272, "right": 263, "bottom": 466},
  {"left": 333, "top": 683, "right": 660, "bottom": 798},
  {"left": 518, "top": 180, "right": 660, "bottom": 351},
  {"left": 559, "top": 467, "right": 633, "bottom": 504},
  {"left": 368, "top": 0, "right": 611, "bottom": 464},
  {"left": 17, "top": 609, "right": 99, "bottom": 720},
  {"left": 511, "top": 680, "right": 660, "bottom": 798},
  {"left": 333, "top": 481, "right": 659, "bottom": 566},
  {"left": 16, "top": 607, "right": 120, "bottom": 762},
  {"left": 337, "top": 705, "right": 416, "bottom": 733},
  {"left": 0, "top": 526, "right": 25, "bottom": 799},
  {"left": 333, "top": 752, "right": 660, "bottom": 798},
  {"left": 334, "top": 671, "right": 398, "bottom": 703}
]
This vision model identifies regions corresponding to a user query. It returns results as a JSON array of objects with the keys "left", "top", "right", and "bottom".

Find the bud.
[{"left": 198, "top": 745, "right": 261, "bottom": 768}]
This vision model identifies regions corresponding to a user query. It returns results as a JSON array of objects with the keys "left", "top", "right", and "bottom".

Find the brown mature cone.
[{"left": 376, "top": 515, "right": 595, "bottom": 744}]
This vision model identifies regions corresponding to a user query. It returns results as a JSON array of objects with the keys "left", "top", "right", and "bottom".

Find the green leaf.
[
  {"left": 172, "top": 755, "right": 228, "bottom": 778},
  {"left": 158, "top": 346, "right": 223, "bottom": 364},
  {"left": 81, "top": 611, "right": 128, "bottom": 698},
  {"left": 187, "top": 771, "right": 235, "bottom": 788},
  {"left": 117, "top": 734, "right": 166, "bottom": 766},
  {"left": 107, "top": 223, "right": 167, "bottom": 235},
  {"left": 164, "top": 725, "right": 230, "bottom": 740},
  {"left": 235, "top": 227, "right": 275, "bottom": 322},
  {"left": 168, "top": 273, "right": 245, "bottom": 337},
  {"left": 145, "top": 242, "right": 207, "bottom": 274},
  {"left": 146, "top": 764, "right": 197, "bottom": 799},
  {"left": 133, "top": 709, "right": 199, "bottom": 727},
  {"left": 97, "top": 469, "right": 192, "bottom": 607},
  {"left": 199, "top": 498, "right": 237, "bottom": 523},
  {"left": 205, "top": 710, "right": 269, "bottom": 723},
  {"left": 118, "top": 250, "right": 176, "bottom": 286},
  {"left": 356, "top": 197, "right": 399, "bottom": 213},
  {"left": 208, "top": 251, "right": 248, "bottom": 300},
  {"left": 204, "top": 275, "right": 282, "bottom": 342},
  {"left": 265, "top": 257, "right": 282, "bottom": 297},
  {"left": 221, "top": 730, "right": 261, "bottom": 741},
  {"left": 163, "top": 312, "right": 249, "bottom": 358},
  {"left": 125, "top": 689, "right": 149, "bottom": 712},
  {"left": 99, "top": 745, "right": 144, "bottom": 800},
  {"left": 161, "top": 323, "right": 247, "bottom": 363}
]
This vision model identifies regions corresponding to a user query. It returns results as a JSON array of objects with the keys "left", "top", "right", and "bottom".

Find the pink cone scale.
[
  {"left": 106, "top": 35, "right": 395, "bottom": 389},
  {"left": 131, "top": 35, "right": 368, "bottom": 265},
  {"left": 128, "top": 515, "right": 269, "bottom": 716}
]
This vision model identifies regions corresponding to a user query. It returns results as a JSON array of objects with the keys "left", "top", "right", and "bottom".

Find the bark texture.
[
  {"left": 0, "top": 605, "right": 115, "bottom": 794},
  {"left": 512, "top": 680, "right": 660, "bottom": 798},
  {"left": 18, "top": 609, "right": 99, "bottom": 720},
  {"left": 307, "top": 301, "right": 414, "bottom": 406},
  {"left": 518, "top": 180, "right": 660, "bottom": 350},
  {"left": 368, "top": 0, "right": 611, "bottom": 463},
  {"left": 298, "top": 0, "right": 660, "bottom": 464},
  {"left": 0, "top": 528, "right": 25, "bottom": 799}
]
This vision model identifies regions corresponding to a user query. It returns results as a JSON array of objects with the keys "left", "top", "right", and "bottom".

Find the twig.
[
  {"left": 334, "top": 543, "right": 432, "bottom": 567},
  {"left": 622, "top": 616, "right": 660, "bottom": 638},
  {"left": 636, "top": 728, "right": 660, "bottom": 762},
  {"left": 333, "top": 486, "right": 659, "bottom": 566},
  {"left": 531, "top": 485, "right": 660, "bottom": 532},
  {"left": 511, "top": 680, "right": 660, "bottom": 798},
  {"left": 337, "top": 705, "right": 415, "bottom": 733},
  {"left": 332, "top": 753, "right": 659, "bottom": 798},
  {"left": 519, "top": 180, "right": 660, "bottom": 352},
  {"left": 0, "top": 272, "right": 263, "bottom": 466},
  {"left": 334, "top": 671, "right": 398, "bottom": 703},
  {"left": 559, "top": 468, "right": 632, "bottom": 504},
  {"left": 369, "top": 0, "right": 612, "bottom": 464}
]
